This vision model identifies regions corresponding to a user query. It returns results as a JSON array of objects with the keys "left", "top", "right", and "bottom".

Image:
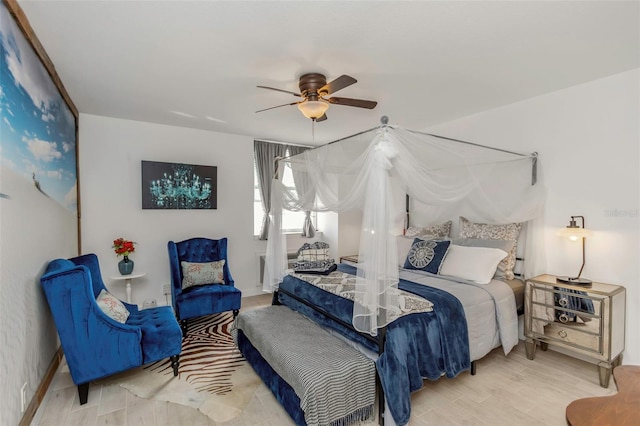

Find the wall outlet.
[
  {"left": 21, "top": 382, "right": 27, "bottom": 413},
  {"left": 143, "top": 299, "right": 157, "bottom": 309},
  {"left": 163, "top": 284, "right": 171, "bottom": 295}
]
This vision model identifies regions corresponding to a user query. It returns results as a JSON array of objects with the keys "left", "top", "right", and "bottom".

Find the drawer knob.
[
  {"left": 558, "top": 330, "right": 568, "bottom": 338},
  {"left": 558, "top": 313, "right": 570, "bottom": 323},
  {"left": 558, "top": 297, "right": 569, "bottom": 307}
]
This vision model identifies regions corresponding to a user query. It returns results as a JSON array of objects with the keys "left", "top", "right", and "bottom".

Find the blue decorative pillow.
[{"left": 403, "top": 238, "right": 451, "bottom": 274}]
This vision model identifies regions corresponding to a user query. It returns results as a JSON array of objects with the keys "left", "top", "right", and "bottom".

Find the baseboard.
[{"left": 19, "top": 346, "right": 63, "bottom": 426}]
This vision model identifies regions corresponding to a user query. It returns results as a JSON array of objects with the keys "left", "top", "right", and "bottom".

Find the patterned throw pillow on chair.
[
  {"left": 403, "top": 238, "right": 451, "bottom": 274},
  {"left": 96, "top": 289, "right": 130, "bottom": 323},
  {"left": 181, "top": 260, "right": 226, "bottom": 290}
]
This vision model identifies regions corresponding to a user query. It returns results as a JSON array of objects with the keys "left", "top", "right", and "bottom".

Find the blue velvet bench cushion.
[{"left": 126, "top": 306, "right": 183, "bottom": 363}]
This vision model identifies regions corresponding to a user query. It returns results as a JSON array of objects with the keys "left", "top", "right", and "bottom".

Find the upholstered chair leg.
[
  {"left": 233, "top": 309, "right": 239, "bottom": 318},
  {"left": 78, "top": 382, "right": 89, "bottom": 405},
  {"left": 180, "top": 320, "right": 188, "bottom": 337},
  {"left": 171, "top": 355, "right": 180, "bottom": 376}
]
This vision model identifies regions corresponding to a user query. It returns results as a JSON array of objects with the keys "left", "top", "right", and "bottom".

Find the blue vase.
[{"left": 118, "top": 256, "right": 134, "bottom": 275}]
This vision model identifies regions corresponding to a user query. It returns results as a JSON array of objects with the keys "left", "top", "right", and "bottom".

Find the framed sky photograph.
[
  {"left": 141, "top": 160, "right": 217, "bottom": 209},
  {"left": 0, "top": 2, "right": 78, "bottom": 215}
]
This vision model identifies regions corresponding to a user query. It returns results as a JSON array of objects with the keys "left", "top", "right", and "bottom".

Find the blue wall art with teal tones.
[{"left": 141, "top": 160, "right": 217, "bottom": 209}]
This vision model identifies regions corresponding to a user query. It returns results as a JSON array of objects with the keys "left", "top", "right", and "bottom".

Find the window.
[{"left": 253, "top": 150, "right": 314, "bottom": 236}]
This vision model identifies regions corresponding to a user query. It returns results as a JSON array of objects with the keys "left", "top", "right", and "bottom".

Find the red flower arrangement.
[{"left": 112, "top": 238, "right": 136, "bottom": 257}]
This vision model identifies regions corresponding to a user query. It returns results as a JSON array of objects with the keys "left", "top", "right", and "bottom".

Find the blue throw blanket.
[{"left": 278, "top": 264, "right": 470, "bottom": 425}]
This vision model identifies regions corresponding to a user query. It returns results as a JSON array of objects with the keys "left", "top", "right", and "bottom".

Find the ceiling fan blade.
[
  {"left": 255, "top": 102, "right": 299, "bottom": 113},
  {"left": 319, "top": 75, "right": 357, "bottom": 95},
  {"left": 315, "top": 114, "right": 328, "bottom": 122},
  {"left": 257, "top": 85, "right": 302, "bottom": 97},
  {"left": 327, "top": 97, "right": 377, "bottom": 109}
]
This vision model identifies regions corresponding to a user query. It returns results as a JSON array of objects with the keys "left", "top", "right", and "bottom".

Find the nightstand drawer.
[{"left": 539, "top": 321, "right": 601, "bottom": 353}]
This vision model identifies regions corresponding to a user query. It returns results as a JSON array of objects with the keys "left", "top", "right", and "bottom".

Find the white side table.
[{"left": 109, "top": 272, "right": 146, "bottom": 304}]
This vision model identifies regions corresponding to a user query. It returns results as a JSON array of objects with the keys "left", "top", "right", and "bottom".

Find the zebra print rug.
[{"left": 110, "top": 312, "right": 262, "bottom": 422}]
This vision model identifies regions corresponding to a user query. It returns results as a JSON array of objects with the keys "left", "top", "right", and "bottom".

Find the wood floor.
[{"left": 31, "top": 294, "right": 616, "bottom": 426}]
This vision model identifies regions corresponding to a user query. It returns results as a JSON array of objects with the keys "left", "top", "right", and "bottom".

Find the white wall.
[
  {"left": 427, "top": 69, "right": 640, "bottom": 365},
  {"left": 0, "top": 168, "right": 78, "bottom": 425},
  {"left": 78, "top": 114, "right": 273, "bottom": 305}
]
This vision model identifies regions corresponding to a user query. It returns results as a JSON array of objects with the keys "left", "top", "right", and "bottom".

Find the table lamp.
[{"left": 557, "top": 215, "right": 592, "bottom": 285}]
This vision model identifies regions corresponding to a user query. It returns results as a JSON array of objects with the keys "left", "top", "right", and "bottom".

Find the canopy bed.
[{"left": 238, "top": 118, "right": 546, "bottom": 425}]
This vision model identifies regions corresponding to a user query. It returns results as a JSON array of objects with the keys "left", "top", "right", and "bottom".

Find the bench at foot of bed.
[{"left": 234, "top": 305, "right": 377, "bottom": 426}]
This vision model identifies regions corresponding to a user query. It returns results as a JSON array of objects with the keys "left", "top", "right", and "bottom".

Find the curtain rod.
[{"left": 254, "top": 138, "right": 313, "bottom": 148}]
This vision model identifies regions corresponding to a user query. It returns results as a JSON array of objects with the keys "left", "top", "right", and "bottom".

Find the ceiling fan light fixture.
[{"left": 298, "top": 99, "right": 329, "bottom": 120}]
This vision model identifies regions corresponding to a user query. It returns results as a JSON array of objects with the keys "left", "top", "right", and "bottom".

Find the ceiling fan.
[{"left": 256, "top": 73, "right": 377, "bottom": 122}]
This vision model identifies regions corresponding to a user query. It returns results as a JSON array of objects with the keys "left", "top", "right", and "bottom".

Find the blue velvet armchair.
[
  {"left": 168, "top": 237, "right": 242, "bottom": 336},
  {"left": 40, "top": 254, "right": 182, "bottom": 405}
]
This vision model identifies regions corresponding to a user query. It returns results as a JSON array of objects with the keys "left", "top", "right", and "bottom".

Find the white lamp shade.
[
  {"left": 558, "top": 227, "right": 592, "bottom": 241},
  {"left": 298, "top": 100, "right": 329, "bottom": 119}
]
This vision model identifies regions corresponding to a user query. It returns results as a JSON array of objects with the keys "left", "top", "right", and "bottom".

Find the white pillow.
[
  {"left": 96, "top": 289, "right": 130, "bottom": 323},
  {"left": 453, "top": 238, "right": 516, "bottom": 280},
  {"left": 439, "top": 245, "right": 508, "bottom": 284}
]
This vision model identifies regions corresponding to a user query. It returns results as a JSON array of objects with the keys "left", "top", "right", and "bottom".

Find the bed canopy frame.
[{"left": 264, "top": 117, "right": 545, "bottom": 335}]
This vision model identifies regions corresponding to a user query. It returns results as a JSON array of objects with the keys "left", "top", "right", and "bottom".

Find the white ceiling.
[{"left": 19, "top": 0, "right": 640, "bottom": 146}]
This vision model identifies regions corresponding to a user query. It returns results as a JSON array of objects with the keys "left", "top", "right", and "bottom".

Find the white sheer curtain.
[
  {"left": 264, "top": 125, "right": 545, "bottom": 336},
  {"left": 288, "top": 145, "right": 316, "bottom": 238}
]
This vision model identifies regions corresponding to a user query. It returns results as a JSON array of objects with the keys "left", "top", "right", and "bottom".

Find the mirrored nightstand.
[{"left": 525, "top": 274, "right": 626, "bottom": 387}]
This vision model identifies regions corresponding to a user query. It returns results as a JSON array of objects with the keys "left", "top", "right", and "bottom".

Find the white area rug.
[{"left": 101, "top": 312, "right": 262, "bottom": 423}]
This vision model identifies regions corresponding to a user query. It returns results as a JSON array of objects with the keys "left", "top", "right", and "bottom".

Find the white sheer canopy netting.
[{"left": 265, "top": 126, "right": 545, "bottom": 335}]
